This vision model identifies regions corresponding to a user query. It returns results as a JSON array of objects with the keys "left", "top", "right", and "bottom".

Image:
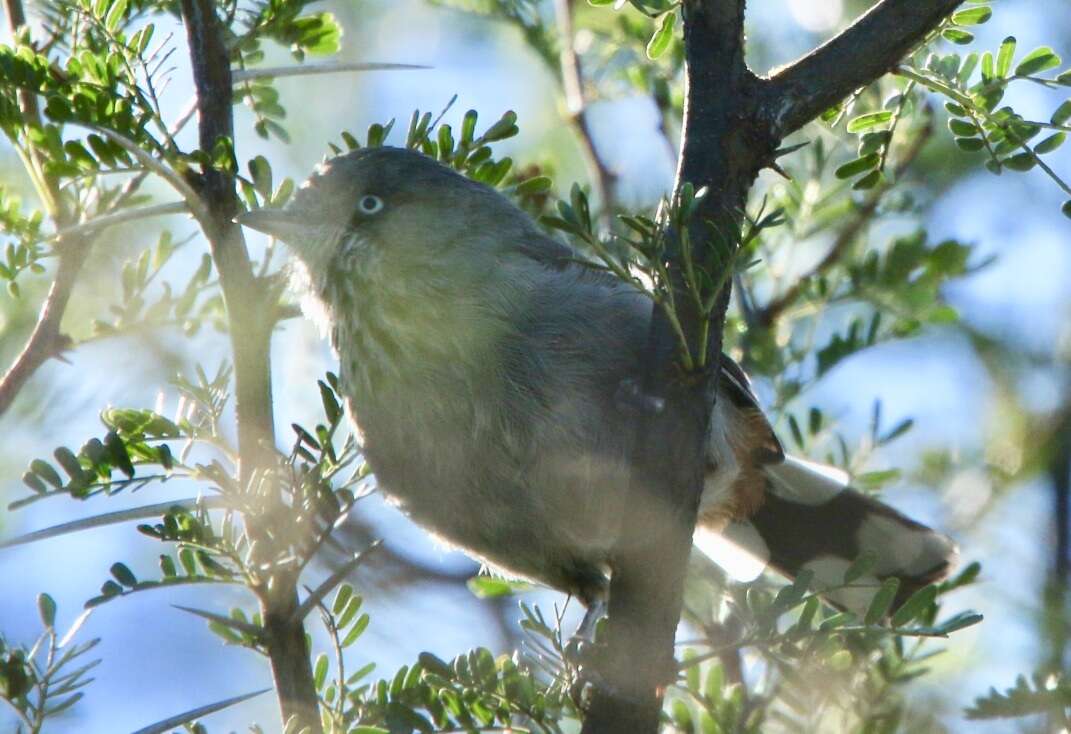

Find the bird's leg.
[{"left": 575, "top": 597, "right": 607, "bottom": 642}]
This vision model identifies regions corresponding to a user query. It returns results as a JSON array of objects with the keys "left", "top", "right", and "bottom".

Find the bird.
[{"left": 237, "top": 145, "right": 957, "bottom": 615}]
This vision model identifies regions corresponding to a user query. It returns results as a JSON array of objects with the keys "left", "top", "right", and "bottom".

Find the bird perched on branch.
[{"left": 238, "top": 146, "right": 957, "bottom": 614}]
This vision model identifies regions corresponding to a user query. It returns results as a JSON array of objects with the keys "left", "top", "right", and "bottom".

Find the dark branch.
[
  {"left": 178, "top": 0, "right": 317, "bottom": 730},
  {"left": 178, "top": 0, "right": 273, "bottom": 477},
  {"left": 582, "top": 2, "right": 761, "bottom": 732},
  {"left": 759, "top": 0, "right": 962, "bottom": 136}
]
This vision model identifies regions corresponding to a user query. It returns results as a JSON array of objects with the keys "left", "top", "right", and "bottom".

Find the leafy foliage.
[
  {"left": 0, "top": 595, "right": 98, "bottom": 732},
  {"left": 966, "top": 671, "right": 1071, "bottom": 722},
  {"left": 0, "top": 0, "right": 1065, "bottom": 731}
]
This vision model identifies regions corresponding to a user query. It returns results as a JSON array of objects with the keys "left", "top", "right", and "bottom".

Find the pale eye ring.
[{"left": 358, "top": 194, "right": 384, "bottom": 215}]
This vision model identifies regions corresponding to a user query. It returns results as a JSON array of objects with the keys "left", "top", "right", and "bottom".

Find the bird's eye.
[{"left": 357, "top": 195, "right": 384, "bottom": 215}]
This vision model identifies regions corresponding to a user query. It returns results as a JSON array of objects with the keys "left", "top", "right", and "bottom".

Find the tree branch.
[
  {"left": 0, "top": 250, "right": 78, "bottom": 416},
  {"left": 0, "top": 1, "right": 83, "bottom": 419},
  {"left": 756, "top": 118, "right": 932, "bottom": 327},
  {"left": 759, "top": 0, "right": 961, "bottom": 136},
  {"left": 582, "top": 2, "right": 765, "bottom": 732},
  {"left": 178, "top": 0, "right": 318, "bottom": 730},
  {"left": 553, "top": 0, "right": 617, "bottom": 218}
]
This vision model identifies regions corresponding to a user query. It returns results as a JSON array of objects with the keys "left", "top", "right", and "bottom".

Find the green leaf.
[
  {"left": 340, "top": 613, "right": 370, "bottom": 647},
  {"left": 318, "top": 380, "right": 341, "bottom": 424},
  {"left": 1052, "top": 99, "right": 1071, "bottom": 126},
  {"left": 481, "top": 111, "right": 518, "bottom": 142},
  {"left": 104, "top": 431, "right": 135, "bottom": 478},
  {"left": 1003, "top": 152, "right": 1036, "bottom": 171},
  {"left": 843, "top": 551, "right": 878, "bottom": 584},
  {"left": 955, "top": 137, "right": 985, "bottom": 152},
  {"left": 248, "top": 156, "right": 272, "bottom": 199},
  {"left": 21, "top": 470, "right": 47, "bottom": 494},
  {"left": 1015, "top": 47, "right": 1062, "bottom": 76},
  {"left": 948, "top": 118, "right": 978, "bottom": 136},
  {"left": 467, "top": 576, "right": 531, "bottom": 598},
  {"left": 1035, "top": 133, "right": 1066, "bottom": 155},
  {"left": 313, "top": 653, "right": 329, "bottom": 689},
  {"left": 646, "top": 10, "right": 676, "bottom": 59},
  {"left": 385, "top": 702, "right": 433, "bottom": 734},
  {"left": 951, "top": 6, "right": 991, "bottom": 25},
  {"left": 1062, "top": 200, "right": 1071, "bottom": 219},
  {"left": 855, "top": 468, "right": 902, "bottom": 490},
  {"left": 864, "top": 579, "right": 900, "bottom": 624},
  {"left": 30, "top": 459, "right": 64, "bottom": 489},
  {"left": 996, "top": 37, "right": 1016, "bottom": 78},
  {"left": 891, "top": 584, "right": 938, "bottom": 627},
  {"left": 515, "top": 176, "right": 552, "bottom": 195},
  {"left": 942, "top": 29, "right": 974, "bottom": 45},
  {"left": 38, "top": 593, "right": 57, "bottom": 628},
  {"left": 834, "top": 154, "right": 879, "bottom": 179},
  {"left": 852, "top": 169, "right": 883, "bottom": 190},
  {"left": 938, "top": 610, "right": 984, "bottom": 634},
  {"left": 110, "top": 562, "right": 137, "bottom": 587},
  {"left": 105, "top": 0, "right": 127, "bottom": 31},
  {"left": 847, "top": 111, "right": 893, "bottom": 133}
]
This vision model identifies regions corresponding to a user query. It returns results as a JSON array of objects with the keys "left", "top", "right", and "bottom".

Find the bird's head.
[{"left": 237, "top": 146, "right": 535, "bottom": 292}]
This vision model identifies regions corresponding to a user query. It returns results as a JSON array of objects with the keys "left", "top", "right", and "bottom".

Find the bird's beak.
[{"left": 234, "top": 208, "right": 310, "bottom": 242}]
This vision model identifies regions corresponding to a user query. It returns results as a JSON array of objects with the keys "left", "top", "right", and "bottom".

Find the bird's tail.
[{"left": 694, "top": 456, "right": 958, "bottom": 614}]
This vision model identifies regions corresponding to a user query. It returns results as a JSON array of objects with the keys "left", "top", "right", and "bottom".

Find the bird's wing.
[
  {"left": 516, "top": 230, "right": 783, "bottom": 460},
  {"left": 718, "top": 354, "right": 784, "bottom": 463},
  {"left": 513, "top": 230, "right": 578, "bottom": 270}
]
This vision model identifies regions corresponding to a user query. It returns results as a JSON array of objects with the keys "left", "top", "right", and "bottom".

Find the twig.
[
  {"left": 755, "top": 118, "right": 932, "bottom": 327},
  {"left": 290, "top": 542, "right": 381, "bottom": 624},
  {"left": 0, "top": 246, "right": 80, "bottom": 416},
  {"left": 553, "top": 0, "right": 617, "bottom": 219},
  {"left": 45, "top": 201, "right": 189, "bottom": 241},
  {"left": 78, "top": 125, "right": 210, "bottom": 222}
]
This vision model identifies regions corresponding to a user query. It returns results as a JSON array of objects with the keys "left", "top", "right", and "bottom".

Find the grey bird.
[{"left": 238, "top": 146, "right": 957, "bottom": 613}]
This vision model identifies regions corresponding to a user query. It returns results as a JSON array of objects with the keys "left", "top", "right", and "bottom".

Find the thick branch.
[
  {"left": 585, "top": 2, "right": 964, "bottom": 731},
  {"left": 179, "top": 0, "right": 317, "bottom": 730},
  {"left": 760, "top": 0, "right": 961, "bottom": 136},
  {"left": 582, "top": 2, "right": 763, "bottom": 732}
]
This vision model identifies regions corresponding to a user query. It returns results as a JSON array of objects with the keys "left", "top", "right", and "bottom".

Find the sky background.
[{"left": 1, "top": 0, "right": 1071, "bottom": 731}]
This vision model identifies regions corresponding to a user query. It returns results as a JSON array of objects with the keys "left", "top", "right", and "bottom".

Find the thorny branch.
[
  {"left": 178, "top": 0, "right": 318, "bottom": 729},
  {"left": 760, "top": 0, "right": 964, "bottom": 137},
  {"left": 583, "top": 1, "right": 965, "bottom": 732}
]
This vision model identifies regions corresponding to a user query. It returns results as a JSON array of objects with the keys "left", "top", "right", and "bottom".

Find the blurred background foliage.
[{"left": 0, "top": 0, "right": 1070, "bottom": 731}]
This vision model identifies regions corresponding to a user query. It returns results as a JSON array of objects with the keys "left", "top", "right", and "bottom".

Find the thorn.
[
  {"left": 773, "top": 140, "right": 809, "bottom": 159},
  {"left": 768, "top": 161, "right": 792, "bottom": 180}
]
